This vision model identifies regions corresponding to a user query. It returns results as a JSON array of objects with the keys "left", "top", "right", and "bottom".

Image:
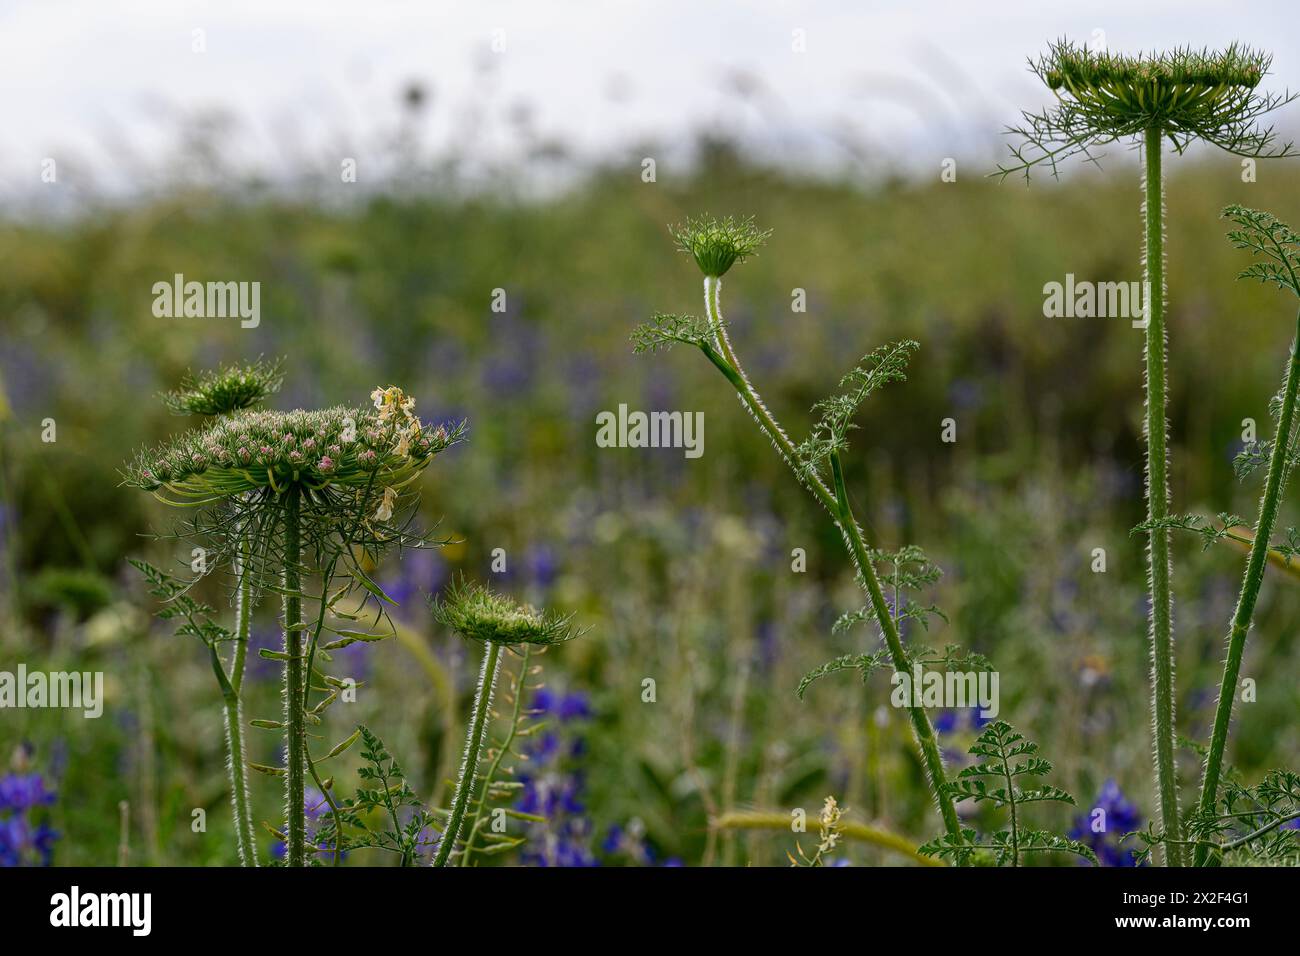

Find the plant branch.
[{"left": 1195, "top": 306, "right": 1300, "bottom": 865}]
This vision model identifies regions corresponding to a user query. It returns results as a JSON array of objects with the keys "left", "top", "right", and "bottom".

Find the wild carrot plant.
[
  {"left": 635, "top": 216, "right": 1094, "bottom": 866},
  {"left": 125, "top": 379, "right": 462, "bottom": 865},
  {"left": 1002, "top": 42, "right": 1296, "bottom": 865}
]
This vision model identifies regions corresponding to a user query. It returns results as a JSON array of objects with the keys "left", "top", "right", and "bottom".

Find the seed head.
[
  {"left": 125, "top": 386, "right": 464, "bottom": 500},
  {"left": 162, "top": 358, "right": 284, "bottom": 417},
  {"left": 669, "top": 215, "right": 771, "bottom": 277},
  {"left": 429, "top": 578, "right": 580, "bottom": 647},
  {"left": 1000, "top": 40, "right": 1296, "bottom": 180}
]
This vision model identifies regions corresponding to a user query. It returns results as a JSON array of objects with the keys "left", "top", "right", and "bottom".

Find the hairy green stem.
[
  {"left": 223, "top": 533, "right": 257, "bottom": 866},
  {"left": 699, "top": 276, "right": 963, "bottom": 850},
  {"left": 433, "top": 641, "right": 501, "bottom": 867},
  {"left": 460, "top": 645, "right": 531, "bottom": 866},
  {"left": 829, "top": 452, "right": 964, "bottom": 844},
  {"left": 1142, "top": 125, "right": 1184, "bottom": 866},
  {"left": 281, "top": 485, "right": 306, "bottom": 867},
  {"left": 1195, "top": 306, "right": 1300, "bottom": 866}
]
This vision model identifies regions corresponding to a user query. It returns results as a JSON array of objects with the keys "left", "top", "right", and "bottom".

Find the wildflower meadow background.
[{"left": 2, "top": 2, "right": 1299, "bottom": 869}]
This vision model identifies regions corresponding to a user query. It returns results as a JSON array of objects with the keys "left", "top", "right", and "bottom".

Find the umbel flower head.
[
  {"left": 430, "top": 578, "right": 580, "bottom": 647},
  {"left": 1001, "top": 40, "right": 1296, "bottom": 179},
  {"left": 162, "top": 358, "right": 284, "bottom": 417},
  {"left": 669, "top": 215, "right": 771, "bottom": 277},
  {"left": 124, "top": 386, "right": 464, "bottom": 502}
]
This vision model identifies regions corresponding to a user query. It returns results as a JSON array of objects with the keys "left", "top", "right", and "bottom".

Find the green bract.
[
  {"left": 1001, "top": 41, "right": 1296, "bottom": 179},
  {"left": 162, "top": 358, "right": 285, "bottom": 416},
  {"left": 431, "top": 579, "right": 579, "bottom": 646},
  {"left": 669, "top": 215, "right": 771, "bottom": 277},
  {"left": 125, "top": 398, "right": 463, "bottom": 502}
]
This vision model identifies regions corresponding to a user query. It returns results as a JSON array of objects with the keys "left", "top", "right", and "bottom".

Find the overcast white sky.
[{"left": 2, "top": 0, "right": 1298, "bottom": 199}]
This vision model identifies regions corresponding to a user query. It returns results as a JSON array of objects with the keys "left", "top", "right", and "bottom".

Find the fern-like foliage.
[
  {"left": 1224, "top": 203, "right": 1300, "bottom": 297},
  {"left": 798, "top": 644, "right": 993, "bottom": 701},
  {"left": 920, "top": 721, "right": 1097, "bottom": 866},
  {"left": 795, "top": 341, "right": 918, "bottom": 482},
  {"left": 1135, "top": 768, "right": 1300, "bottom": 865},
  {"left": 799, "top": 544, "right": 990, "bottom": 700},
  {"left": 630, "top": 312, "right": 723, "bottom": 353},
  {"left": 128, "top": 557, "right": 236, "bottom": 687},
  {"left": 833, "top": 545, "right": 948, "bottom": 636},
  {"left": 796, "top": 650, "right": 892, "bottom": 700},
  {"left": 1236, "top": 382, "right": 1300, "bottom": 484},
  {"left": 1135, "top": 512, "right": 1300, "bottom": 566},
  {"left": 1133, "top": 512, "right": 1248, "bottom": 551},
  {"left": 312, "top": 725, "right": 437, "bottom": 866}
]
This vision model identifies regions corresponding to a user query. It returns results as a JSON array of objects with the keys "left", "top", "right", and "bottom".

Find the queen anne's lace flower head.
[
  {"left": 125, "top": 386, "right": 462, "bottom": 503},
  {"left": 1000, "top": 41, "right": 1296, "bottom": 179}
]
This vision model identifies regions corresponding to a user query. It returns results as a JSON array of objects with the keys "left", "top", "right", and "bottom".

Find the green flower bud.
[
  {"left": 669, "top": 215, "right": 771, "bottom": 278},
  {"left": 162, "top": 358, "right": 284, "bottom": 417},
  {"left": 430, "top": 578, "right": 580, "bottom": 647}
]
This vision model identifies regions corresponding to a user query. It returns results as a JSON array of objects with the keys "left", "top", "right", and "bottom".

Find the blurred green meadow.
[{"left": 2, "top": 137, "right": 1299, "bottom": 866}]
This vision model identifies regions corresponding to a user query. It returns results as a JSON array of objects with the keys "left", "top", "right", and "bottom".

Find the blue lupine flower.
[
  {"left": 381, "top": 546, "right": 449, "bottom": 612},
  {"left": 0, "top": 771, "right": 59, "bottom": 867},
  {"left": 272, "top": 787, "right": 341, "bottom": 861},
  {"left": 525, "top": 544, "right": 559, "bottom": 591},
  {"left": 933, "top": 706, "right": 992, "bottom": 734},
  {"left": 0, "top": 773, "right": 57, "bottom": 813},
  {"left": 1069, "top": 779, "right": 1145, "bottom": 866},
  {"left": 601, "top": 821, "right": 682, "bottom": 867},
  {"left": 531, "top": 688, "right": 591, "bottom": 722},
  {"left": 516, "top": 689, "right": 599, "bottom": 865}
]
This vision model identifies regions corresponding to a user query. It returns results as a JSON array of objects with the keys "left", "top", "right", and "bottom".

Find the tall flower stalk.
[
  {"left": 429, "top": 579, "right": 581, "bottom": 867},
  {"left": 1001, "top": 42, "right": 1296, "bottom": 865},
  {"left": 127, "top": 380, "right": 462, "bottom": 865},
  {"left": 634, "top": 217, "right": 963, "bottom": 848},
  {"left": 1194, "top": 206, "right": 1300, "bottom": 865}
]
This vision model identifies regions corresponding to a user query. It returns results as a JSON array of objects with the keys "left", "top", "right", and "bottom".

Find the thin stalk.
[
  {"left": 711, "top": 810, "right": 944, "bottom": 866},
  {"left": 298, "top": 474, "right": 377, "bottom": 867},
  {"left": 698, "top": 276, "right": 963, "bottom": 849},
  {"left": 705, "top": 277, "right": 834, "bottom": 506},
  {"left": 302, "top": 554, "right": 347, "bottom": 866},
  {"left": 281, "top": 484, "right": 306, "bottom": 867},
  {"left": 1195, "top": 306, "right": 1300, "bottom": 866},
  {"left": 433, "top": 641, "right": 501, "bottom": 866},
  {"left": 460, "top": 645, "right": 531, "bottom": 867},
  {"left": 829, "top": 451, "right": 963, "bottom": 844},
  {"left": 1220, "top": 810, "right": 1300, "bottom": 853},
  {"left": 1001, "top": 748, "right": 1019, "bottom": 867},
  {"left": 1141, "top": 124, "right": 1184, "bottom": 866},
  {"left": 223, "top": 532, "right": 257, "bottom": 866}
]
